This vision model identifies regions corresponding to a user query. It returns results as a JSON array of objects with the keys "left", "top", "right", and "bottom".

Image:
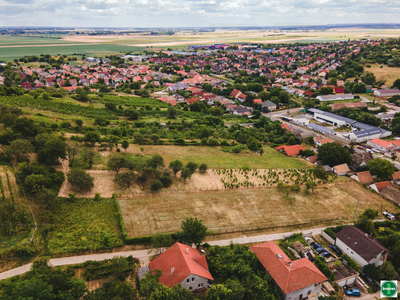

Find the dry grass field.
[
  {"left": 368, "top": 64, "right": 400, "bottom": 87},
  {"left": 118, "top": 181, "right": 400, "bottom": 238}
]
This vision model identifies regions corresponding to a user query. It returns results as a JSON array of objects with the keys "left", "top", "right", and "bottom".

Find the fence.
[{"left": 322, "top": 230, "right": 336, "bottom": 245}]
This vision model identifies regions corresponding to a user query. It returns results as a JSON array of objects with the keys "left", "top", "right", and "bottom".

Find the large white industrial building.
[{"left": 308, "top": 108, "right": 391, "bottom": 142}]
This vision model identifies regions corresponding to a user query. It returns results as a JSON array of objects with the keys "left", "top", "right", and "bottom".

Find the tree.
[
  {"left": 167, "top": 106, "right": 177, "bottom": 119},
  {"left": 105, "top": 102, "right": 117, "bottom": 110},
  {"left": 124, "top": 108, "right": 140, "bottom": 121},
  {"left": 84, "top": 131, "right": 101, "bottom": 147},
  {"left": 185, "top": 162, "right": 198, "bottom": 177},
  {"left": 199, "top": 163, "right": 208, "bottom": 173},
  {"left": 169, "top": 160, "right": 183, "bottom": 177},
  {"left": 150, "top": 180, "right": 163, "bottom": 192},
  {"left": 37, "top": 136, "right": 67, "bottom": 166},
  {"left": 5, "top": 139, "right": 33, "bottom": 163},
  {"left": 67, "top": 168, "right": 94, "bottom": 192},
  {"left": 178, "top": 217, "right": 207, "bottom": 247},
  {"left": 113, "top": 171, "right": 135, "bottom": 188},
  {"left": 121, "top": 140, "right": 129, "bottom": 151},
  {"left": 206, "top": 284, "right": 233, "bottom": 300},
  {"left": 378, "top": 261, "right": 397, "bottom": 280},
  {"left": 314, "top": 257, "right": 335, "bottom": 281},
  {"left": 107, "top": 156, "right": 126, "bottom": 174},
  {"left": 392, "top": 78, "right": 400, "bottom": 89},
  {"left": 1, "top": 257, "right": 88, "bottom": 300},
  {"left": 367, "top": 158, "right": 395, "bottom": 180},
  {"left": 361, "top": 72, "right": 376, "bottom": 85},
  {"left": 305, "top": 181, "right": 317, "bottom": 193},
  {"left": 317, "top": 142, "right": 351, "bottom": 167},
  {"left": 180, "top": 167, "right": 191, "bottom": 183},
  {"left": 361, "top": 208, "right": 378, "bottom": 219}
]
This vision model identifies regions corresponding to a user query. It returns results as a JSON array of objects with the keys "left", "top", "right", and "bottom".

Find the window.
[
  {"left": 308, "top": 290, "right": 311, "bottom": 295},
  {"left": 276, "top": 254, "right": 284, "bottom": 259},
  {"left": 186, "top": 279, "right": 189, "bottom": 284},
  {"left": 198, "top": 284, "right": 201, "bottom": 287},
  {"left": 192, "top": 277, "right": 195, "bottom": 282},
  {"left": 189, "top": 287, "right": 192, "bottom": 291},
  {"left": 201, "top": 283, "right": 203, "bottom": 287}
]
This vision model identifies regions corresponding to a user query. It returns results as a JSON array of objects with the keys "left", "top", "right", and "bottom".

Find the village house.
[
  {"left": 332, "top": 163, "right": 350, "bottom": 176},
  {"left": 139, "top": 242, "right": 213, "bottom": 292},
  {"left": 369, "top": 181, "right": 391, "bottom": 194},
  {"left": 274, "top": 145, "right": 306, "bottom": 157},
  {"left": 352, "top": 171, "right": 373, "bottom": 184},
  {"left": 335, "top": 226, "right": 390, "bottom": 267},
  {"left": 251, "top": 241, "right": 327, "bottom": 300}
]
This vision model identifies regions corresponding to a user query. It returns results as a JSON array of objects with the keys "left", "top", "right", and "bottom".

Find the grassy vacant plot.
[
  {"left": 368, "top": 64, "right": 400, "bottom": 87},
  {"left": 123, "top": 144, "right": 312, "bottom": 169},
  {"left": 47, "top": 198, "right": 124, "bottom": 255},
  {"left": 119, "top": 181, "right": 400, "bottom": 238}
]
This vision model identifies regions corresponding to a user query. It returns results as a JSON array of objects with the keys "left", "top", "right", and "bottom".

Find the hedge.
[
  {"left": 112, "top": 194, "right": 127, "bottom": 241},
  {"left": 324, "top": 225, "right": 347, "bottom": 239}
]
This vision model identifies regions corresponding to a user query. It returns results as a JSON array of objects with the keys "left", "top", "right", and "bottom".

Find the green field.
[
  {"left": 47, "top": 198, "right": 124, "bottom": 254},
  {"left": 123, "top": 144, "right": 313, "bottom": 169},
  {"left": 0, "top": 43, "right": 146, "bottom": 62}
]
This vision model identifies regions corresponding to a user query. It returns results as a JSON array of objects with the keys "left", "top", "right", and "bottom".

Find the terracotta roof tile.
[
  {"left": 149, "top": 242, "right": 213, "bottom": 288},
  {"left": 251, "top": 241, "right": 327, "bottom": 294},
  {"left": 356, "top": 171, "right": 373, "bottom": 184}
]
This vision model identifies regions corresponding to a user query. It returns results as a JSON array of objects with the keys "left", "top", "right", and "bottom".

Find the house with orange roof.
[
  {"left": 253, "top": 98, "right": 262, "bottom": 104},
  {"left": 366, "top": 138, "right": 397, "bottom": 152},
  {"left": 332, "top": 163, "right": 350, "bottom": 176},
  {"left": 369, "top": 181, "right": 391, "bottom": 194},
  {"left": 274, "top": 145, "right": 305, "bottom": 157},
  {"left": 315, "top": 138, "right": 333, "bottom": 146},
  {"left": 144, "top": 242, "right": 213, "bottom": 292},
  {"left": 353, "top": 171, "right": 373, "bottom": 184},
  {"left": 392, "top": 171, "right": 400, "bottom": 186},
  {"left": 251, "top": 241, "right": 327, "bottom": 300}
]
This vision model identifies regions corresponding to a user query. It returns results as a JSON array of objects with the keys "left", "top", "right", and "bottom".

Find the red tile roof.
[
  {"left": 393, "top": 171, "right": 400, "bottom": 180},
  {"left": 149, "top": 242, "right": 213, "bottom": 288},
  {"left": 251, "top": 241, "right": 327, "bottom": 294},
  {"left": 356, "top": 171, "right": 373, "bottom": 184},
  {"left": 274, "top": 145, "right": 305, "bottom": 156},
  {"left": 369, "top": 138, "right": 393, "bottom": 149},
  {"left": 373, "top": 181, "right": 391, "bottom": 192}
]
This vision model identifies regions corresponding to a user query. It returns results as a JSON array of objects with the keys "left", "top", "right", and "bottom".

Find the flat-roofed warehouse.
[
  {"left": 307, "top": 108, "right": 391, "bottom": 142},
  {"left": 316, "top": 94, "right": 354, "bottom": 102}
]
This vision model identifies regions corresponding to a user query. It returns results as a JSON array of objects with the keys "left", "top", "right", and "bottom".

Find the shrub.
[
  {"left": 150, "top": 180, "right": 163, "bottom": 192},
  {"left": 160, "top": 176, "right": 173, "bottom": 188}
]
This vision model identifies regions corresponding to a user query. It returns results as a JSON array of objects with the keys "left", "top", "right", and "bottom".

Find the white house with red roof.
[
  {"left": 366, "top": 138, "right": 400, "bottom": 152},
  {"left": 251, "top": 241, "right": 327, "bottom": 300},
  {"left": 146, "top": 242, "right": 213, "bottom": 292}
]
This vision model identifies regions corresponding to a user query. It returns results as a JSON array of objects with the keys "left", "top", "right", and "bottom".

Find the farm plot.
[
  {"left": 119, "top": 181, "right": 400, "bottom": 238},
  {"left": 47, "top": 198, "right": 124, "bottom": 255},
  {"left": 0, "top": 166, "right": 33, "bottom": 247}
]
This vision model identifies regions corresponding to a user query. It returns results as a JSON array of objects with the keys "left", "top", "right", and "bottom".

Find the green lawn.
[
  {"left": 124, "top": 144, "right": 313, "bottom": 169},
  {"left": 47, "top": 198, "right": 124, "bottom": 255}
]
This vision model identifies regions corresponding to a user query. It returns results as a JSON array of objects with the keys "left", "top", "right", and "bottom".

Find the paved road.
[
  {"left": 0, "top": 224, "right": 338, "bottom": 281},
  {"left": 0, "top": 220, "right": 387, "bottom": 281}
]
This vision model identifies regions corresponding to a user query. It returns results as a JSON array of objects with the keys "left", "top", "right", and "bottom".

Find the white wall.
[
  {"left": 336, "top": 238, "right": 369, "bottom": 267},
  {"left": 180, "top": 274, "right": 209, "bottom": 291},
  {"left": 284, "top": 283, "right": 322, "bottom": 300}
]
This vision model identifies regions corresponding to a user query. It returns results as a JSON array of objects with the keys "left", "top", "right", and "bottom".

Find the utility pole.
[{"left": 353, "top": 197, "right": 360, "bottom": 221}]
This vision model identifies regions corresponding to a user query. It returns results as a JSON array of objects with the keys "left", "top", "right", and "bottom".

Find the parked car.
[
  {"left": 383, "top": 211, "right": 395, "bottom": 221},
  {"left": 312, "top": 243, "right": 321, "bottom": 250},
  {"left": 346, "top": 289, "right": 361, "bottom": 297},
  {"left": 306, "top": 252, "right": 314, "bottom": 262},
  {"left": 320, "top": 251, "right": 331, "bottom": 258},
  {"left": 329, "top": 245, "right": 342, "bottom": 255},
  {"left": 315, "top": 247, "right": 326, "bottom": 254},
  {"left": 305, "top": 237, "right": 313, "bottom": 245}
]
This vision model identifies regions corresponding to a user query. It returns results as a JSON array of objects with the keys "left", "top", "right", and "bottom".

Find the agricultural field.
[
  {"left": 0, "top": 166, "right": 33, "bottom": 249},
  {"left": 119, "top": 180, "right": 400, "bottom": 238},
  {"left": 368, "top": 64, "right": 400, "bottom": 87},
  {"left": 47, "top": 198, "right": 124, "bottom": 255},
  {"left": 2, "top": 28, "right": 400, "bottom": 61},
  {"left": 121, "top": 144, "right": 313, "bottom": 170}
]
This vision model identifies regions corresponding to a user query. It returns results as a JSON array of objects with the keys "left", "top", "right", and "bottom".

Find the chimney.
[
  {"left": 171, "top": 267, "right": 174, "bottom": 274},
  {"left": 186, "top": 248, "right": 189, "bottom": 254}
]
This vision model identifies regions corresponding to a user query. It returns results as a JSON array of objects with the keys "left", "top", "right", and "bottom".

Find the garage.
[{"left": 334, "top": 265, "right": 359, "bottom": 287}]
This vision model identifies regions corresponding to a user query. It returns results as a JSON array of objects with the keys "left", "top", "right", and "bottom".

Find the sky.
[{"left": 1, "top": 0, "right": 400, "bottom": 28}]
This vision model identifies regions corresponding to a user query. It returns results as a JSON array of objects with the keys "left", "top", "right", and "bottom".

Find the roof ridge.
[{"left": 191, "top": 255, "right": 210, "bottom": 274}]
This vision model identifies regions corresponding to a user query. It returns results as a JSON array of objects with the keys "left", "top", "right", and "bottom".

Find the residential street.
[{"left": 0, "top": 221, "right": 386, "bottom": 281}]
